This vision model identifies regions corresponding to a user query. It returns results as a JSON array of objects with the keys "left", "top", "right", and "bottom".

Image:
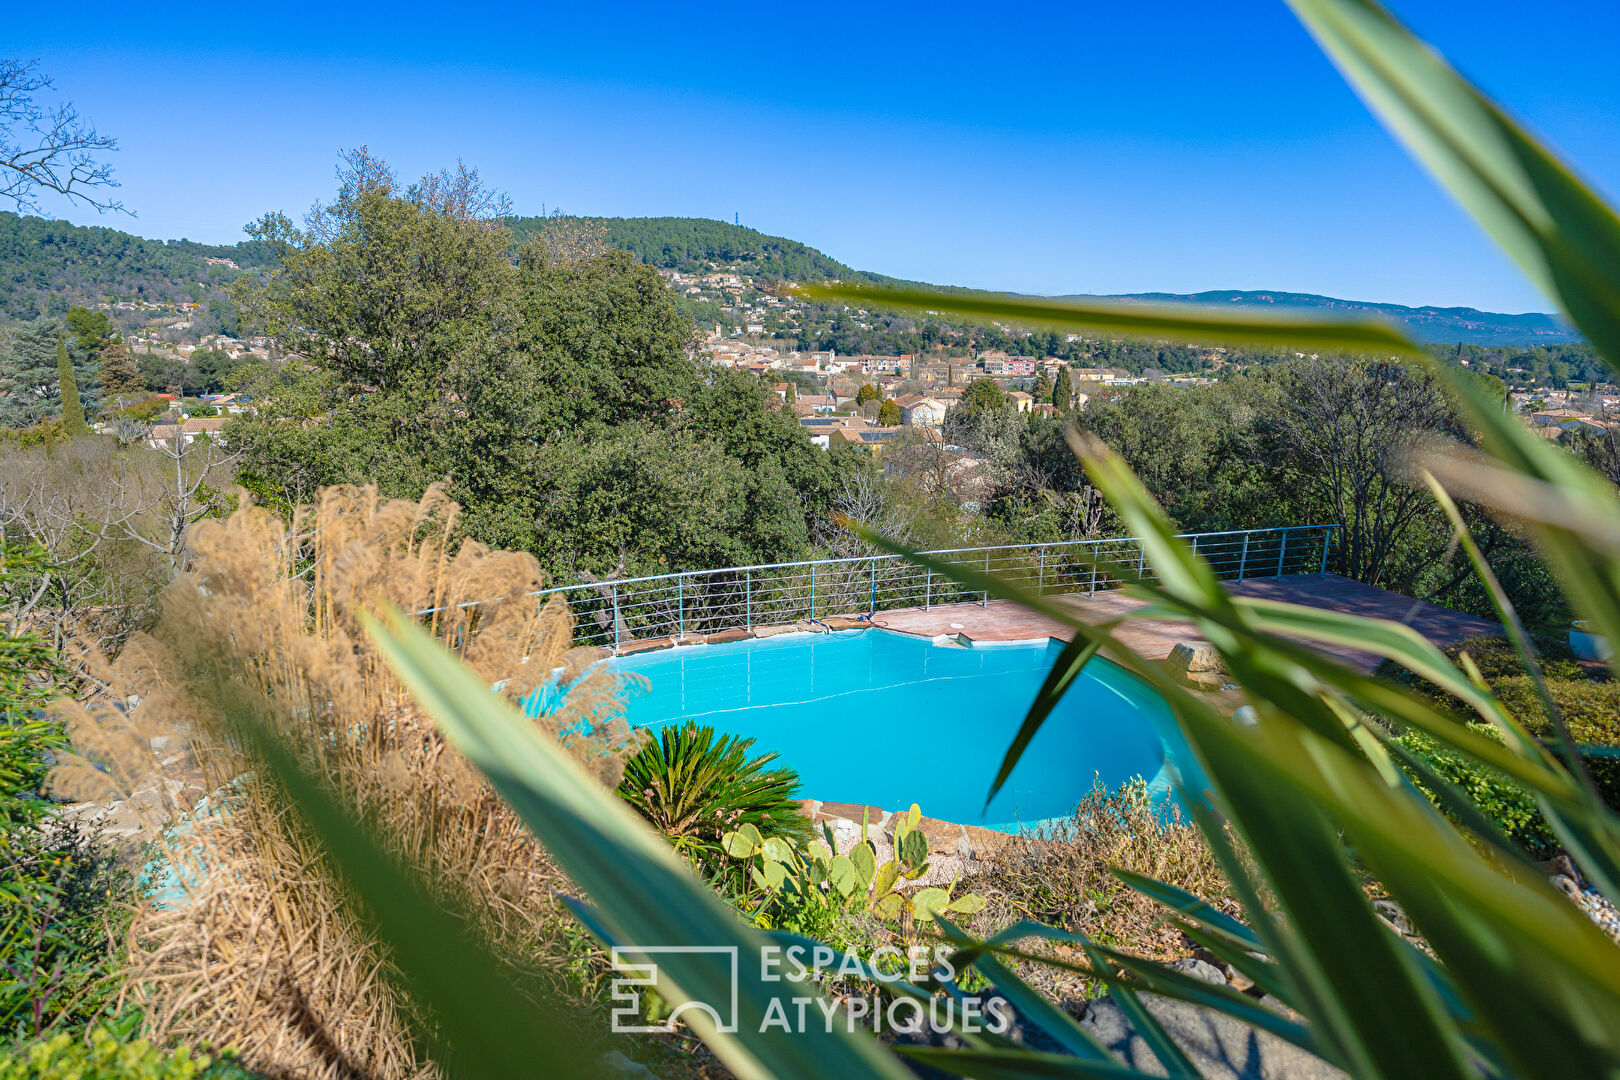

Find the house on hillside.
[
  {"left": 1008, "top": 390, "right": 1034, "bottom": 414},
  {"left": 830, "top": 425, "right": 902, "bottom": 452},
  {"left": 793, "top": 393, "right": 840, "bottom": 416},
  {"left": 146, "top": 416, "right": 230, "bottom": 449},
  {"left": 894, "top": 394, "right": 947, "bottom": 427},
  {"left": 1530, "top": 408, "right": 1589, "bottom": 427},
  {"left": 800, "top": 414, "right": 859, "bottom": 448}
]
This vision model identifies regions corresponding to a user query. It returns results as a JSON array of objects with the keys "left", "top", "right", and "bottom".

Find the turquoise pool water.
[{"left": 609, "top": 629, "right": 1185, "bottom": 831}]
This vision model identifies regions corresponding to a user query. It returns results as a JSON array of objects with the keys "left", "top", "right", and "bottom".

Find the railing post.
[
  {"left": 745, "top": 569, "right": 752, "bottom": 629},
  {"left": 1276, "top": 530, "right": 1288, "bottom": 578},
  {"left": 1238, "top": 533, "right": 1249, "bottom": 582},
  {"left": 925, "top": 566, "right": 932, "bottom": 611},
  {"left": 1320, "top": 528, "right": 1331, "bottom": 574},
  {"left": 1089, "top": 544, "right": 1099, "bottom": 598},
  {"left": 810, "top": 563, "right": 816, "bottom": 621},
  {"left": 869, "top": 561, "right": 877, "bottom": 615},
  {"left": 982, "top": 549, "right": 989, "bottom": 607},
  {"left": 1037, "top": 545, "right": 1046, "bottom": 596},
  {"left": 1137, "top": 539, "right": 1146, "bottom": 579},
  {"left": 678, "top": 576, "right": 685, "bottom": 638},
  {"left": 611, "top": 583, "right": 620, "bottom": 653}
]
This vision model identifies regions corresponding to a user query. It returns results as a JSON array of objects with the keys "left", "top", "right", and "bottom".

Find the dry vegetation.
[
  {"left": 47, "top": 485, "right": 637, "bottom": 1079},
  {"left": 973, "top": 780, "right": 1234, "bottom": 1003}
]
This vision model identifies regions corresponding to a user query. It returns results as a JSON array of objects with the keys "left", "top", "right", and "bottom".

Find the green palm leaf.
[
  {"left": 1287, "top": 0, "right": 1620, "bottom": 365},
  {"left": 793, "top": 283, "right": 1422, "bottom": 355}
]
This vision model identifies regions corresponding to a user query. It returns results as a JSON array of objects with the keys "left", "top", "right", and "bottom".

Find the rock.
[
  {"left": 1167, "top": 642, "right": 1225, "bottom": 689},
  {"left": 1223, "top": 966, "right": 1256, "bottom": 994},
  {"left": 1372, "top": 898, "right": 1413, "bottom": 936},
  {"left": 1553, "top": 874, "right": 1582, "bottom": 900},
  {"left": 1080, "top": 995, "right": 1344, "bottom": 1080},
  {"left": 1168, "top": 957, "right": 1228, "bottom": 986},
  {"left": 1541, "top": 854, "right": 1579, "bottom": 881},
  {"left": 601, "top": 1050, "right": 659, "bottom": 1079},
  {"left": 820, "top": 616, "right": 868, "bottom": 631},
  {"left": 1170, "top": 641, "right": 1222, "bottom": 673}
]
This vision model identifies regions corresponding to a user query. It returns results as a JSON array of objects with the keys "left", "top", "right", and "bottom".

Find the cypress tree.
[
  {"left": 1052, "top": 366, "right": 1074, "bottom": 413},
  {"left": 57, "top": 336, "right": 87, "bottom": 434}
]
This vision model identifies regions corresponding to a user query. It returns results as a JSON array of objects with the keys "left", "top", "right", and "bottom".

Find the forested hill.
[
  {"left": 0, "top": 210, "right": 1576, "bottom": 346},
  {"left": 0, "top": 212, "right": 274, "bottom": 318},
  {"left": 506, "top": 215, "right": 901, "bottom": 284},
  {"left": 1083, "top": 289, "right": 1577, "bottom": 346}
]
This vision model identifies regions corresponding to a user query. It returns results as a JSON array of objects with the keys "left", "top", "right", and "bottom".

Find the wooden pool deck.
[{"left": 868, "top": 572, "right": 1499, "bottom": 673}]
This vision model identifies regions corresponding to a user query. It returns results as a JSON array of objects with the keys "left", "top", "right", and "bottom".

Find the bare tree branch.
[{"left": 0, "top": 58, "right": 124, "bottom": 214}]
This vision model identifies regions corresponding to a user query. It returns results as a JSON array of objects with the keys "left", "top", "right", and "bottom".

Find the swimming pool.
[{"left": 609, "top": 629, "right": 1186, "bottom": 832}]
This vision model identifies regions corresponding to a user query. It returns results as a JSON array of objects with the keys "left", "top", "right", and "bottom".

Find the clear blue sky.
[{"left": 12, "top": 1, "right": 1620, "bottom": 313}]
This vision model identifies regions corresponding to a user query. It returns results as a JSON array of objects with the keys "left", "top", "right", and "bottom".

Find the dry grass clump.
[
  {"left": 973, "top": 780, "right": 1234, "bottom": 1003},
  {"left": 49, "top": 484, "right": 637, "bottom": 1079}
]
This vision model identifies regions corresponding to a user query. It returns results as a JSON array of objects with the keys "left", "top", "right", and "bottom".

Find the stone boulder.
[{"left": 1167, "top": 641, "right": 1226, "bottom": 689}]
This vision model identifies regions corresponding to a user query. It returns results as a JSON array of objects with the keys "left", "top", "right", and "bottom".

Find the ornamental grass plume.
[{"left": 48, "top": 484, "right": 635, "bottom": 1079}]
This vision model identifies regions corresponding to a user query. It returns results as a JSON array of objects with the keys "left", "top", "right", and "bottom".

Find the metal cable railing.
[{"left": 531, "top": 524, "right": 1339, "bottom": 653}]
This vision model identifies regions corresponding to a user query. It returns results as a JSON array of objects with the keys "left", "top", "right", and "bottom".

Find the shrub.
[
  {"left": 1490, "top": 676, "right": 1620, "bottom": 746},
  {"left": 617, "top": 722, "right": 812, "bottom": 869},
  {"left": 0, "top": 547, "right": 70, "bottom": 831},
  {"left": 0, "top": 823, "right": 132, "bottom": 1046},
  {"left": 1384, "top": 633, "right": 1620, "bottom": 772},
  {"left": 973, "top": 779, "right": 1231, "bottom": 999},
  {"left": 0, "top": 1028, "right": 256, "bottom": 1079},
  {"left": 1395, "top": 723, "right": 1558, "bottom": 856}
]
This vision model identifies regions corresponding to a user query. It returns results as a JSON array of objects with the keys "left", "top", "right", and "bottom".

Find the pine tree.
[
  {"left": 0, "top": 317, "right": 62, "bottom": 429},
  {"left": 878, "top": 398, "right": 901, "bottom": 426},
  {"left": 783, "top": 382, "right": 797, "bottom": 405},
  {"left": 98, "top": 337, "right": 143, "bottom": 396},
  {"left": 1052, "top": 366, "right": 1074, "bottom": 413},
  {"left": 57, "top": 336, "right": 87, "bottom": 434}
]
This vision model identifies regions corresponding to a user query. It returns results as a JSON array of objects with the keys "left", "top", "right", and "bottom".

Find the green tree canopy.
[
  {"left": 0, "top": 317, "right": 98, "bottom": 428},
  {"left": 958, "top": 377, "right": 1007, "bottom": 416},
  {"left": 230, "top": 151, "right": 835, "bottom": 577},
  {"left": 97, "top": 337, "right": 141, "bottom": 397},
  {"left": 1052, "top": 365, "right": 1074, "bottom": 412}
]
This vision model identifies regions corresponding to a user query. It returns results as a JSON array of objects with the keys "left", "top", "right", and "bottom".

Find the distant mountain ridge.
[
  {"left": 1073, "top": 289, "right": 1576, "bottom": 346},
  {"left": 0, "top": 211, "right": 1575, "bottom": 346}
]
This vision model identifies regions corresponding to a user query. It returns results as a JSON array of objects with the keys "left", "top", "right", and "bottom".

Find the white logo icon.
[{"left": 610, "top": 946, "right": 740, "bottom": 1034}]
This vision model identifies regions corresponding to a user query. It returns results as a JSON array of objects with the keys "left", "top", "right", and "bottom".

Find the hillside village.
[{"left": 64, "top": 255, "right": 1620, "bottom": 470}]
